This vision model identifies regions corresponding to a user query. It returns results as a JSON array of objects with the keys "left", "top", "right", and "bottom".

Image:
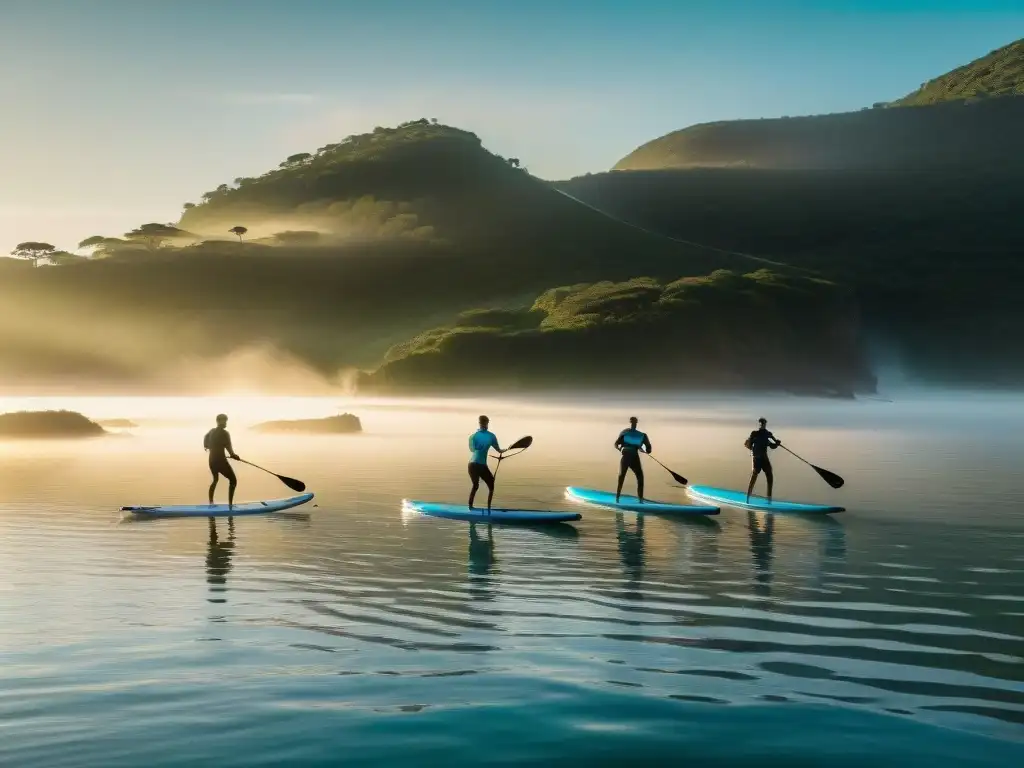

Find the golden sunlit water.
[{"left": 0, "top": 391, "right": 1022, "bottom": 766}]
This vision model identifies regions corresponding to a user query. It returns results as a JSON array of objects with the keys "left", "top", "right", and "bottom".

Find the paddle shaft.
[
  {"left": 639, "top": 451, "right": 688, "bottom": 486},
  {"left": 778, "top": 444, "right": 810, "bottom": 466},
  {"left": 778, "top": 444, "right": 844, "bottom": 489},
  {"left": 232, "top": 458, "right": 306, "bottom": 492}
]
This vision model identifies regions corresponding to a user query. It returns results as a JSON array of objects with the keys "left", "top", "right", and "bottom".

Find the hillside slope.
[
  {"left": 892, "top": 38, "right": 1024, "bottom": 106},
  {"left": 1, "top": 122, "right": 752, "bottom": 389},
  {"left": 613, "top": 95, "right": 1024, "bottom": 171},
  {"left": 614, "top": 38, "right": 1024, "bottom": 172},
  {"left": 361, "top": 269, "right": 875, "bottom": 396},
  {"left": 558, "top": 166, "right": 1024, "bottom": 382}
]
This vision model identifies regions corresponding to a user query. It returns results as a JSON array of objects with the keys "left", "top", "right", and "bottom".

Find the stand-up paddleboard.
[
  {"left": 122, "top": 493, "right": 314, "bottom": 518},
  {"left": 403, "top": 500, "right": 581, "bottom": 524},
  {"left": 565, "top": 487, "right": 719, "bottom": 515},
  {"left": 687, "top": 485, "right": 843, "bottom": 514}
]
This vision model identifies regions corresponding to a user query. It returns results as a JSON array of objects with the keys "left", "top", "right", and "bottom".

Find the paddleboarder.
[
  {"left": 468, "top": 415, "right": 504, "bottom": 511},
  {"left": 745, "top": 417, "right": 781, "bottom": 503},
  {"left": 615, "top": 416, "right": 652, "bottom": 503},
  {"left": 204, "top": 413, "right": 240, "bottom": 508}
]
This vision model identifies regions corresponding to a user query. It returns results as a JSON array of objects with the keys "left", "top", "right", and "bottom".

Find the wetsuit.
[
  {"left": 204, "top": 427, "right": 237, "bottom": 484},
  {"left": 615, "top": 428, "right": 652, "bottom": 500},
  {"left": 747, "top": 427, "right": 778, "bottom": 482},
  {"left": 468, "top": 428, "right": 501, "bottom": 508}
]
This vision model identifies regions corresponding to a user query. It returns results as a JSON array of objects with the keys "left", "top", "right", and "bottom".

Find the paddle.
[
  {"left": 491, "top": 435, "right": 534, "bottom": 462},
  {"left": 231, "top": 457, "right": 307, "bottom": 493},
  {"left": 640, "top": 451, "right": 688, "bottom": 486},
  {"left": 488, "top": 436, "right": 533, "bottom": 509},
  {"left": 779, "top": 445, "right": 844, "bottom": 489}
]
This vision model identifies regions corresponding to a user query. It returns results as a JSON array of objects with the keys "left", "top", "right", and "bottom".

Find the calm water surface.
[{"left": 0, "top": 392, "right": 1022, "bottom": 766}]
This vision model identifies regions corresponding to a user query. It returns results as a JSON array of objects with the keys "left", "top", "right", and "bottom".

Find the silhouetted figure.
[
  {"left": 615, "top": 416, "right": 652, "bottom": 503},
  {"left": 745, "top": 417, "right": 781, "bottom": 503},
  {"left": 204, "top": 413, "right": 240, "bottom": 507},
  {"left": 468, "top": 415, "right": 504, "bottom": 510},
  {"left": 747, "top": 511, "right": 775, "bottom": 597},
  {"left": 206, "top": 516, "right": 235, "bottom": 603}
]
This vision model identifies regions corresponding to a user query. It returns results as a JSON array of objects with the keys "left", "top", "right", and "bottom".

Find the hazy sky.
[{"left": 0, "top": 0, "right": 1020, "bottom": 252}]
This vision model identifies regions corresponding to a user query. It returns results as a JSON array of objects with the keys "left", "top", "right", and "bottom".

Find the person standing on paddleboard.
[
  {"left": 205, "top": 414, "right": 240, "bottom": 508},
  {"left": 468, "top": 415, "right": 504, "bottom": 511},
  {"left": 615, "top": 416, "right": 652, "bottom": 503},
  {"left": 745, "top": 417, "right": 781, "bottom": 503}
]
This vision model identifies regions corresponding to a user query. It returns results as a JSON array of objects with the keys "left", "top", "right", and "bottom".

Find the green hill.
[
  {"left": 614, "top": 38, "right": 1024, "bottom": 172},
  {"left": 361, "top": 269, "right": 874, "bottom": 396},
  {"left": 0, "top": 121, "right": 750, "bottom": 388},
  {"left": 7, "top": 37, "right": 1024, "bottom": 393},
  {"left": 892, "top": 38, "right": 1024, "bottom": 106},
  {"left": 613, "top": 95, "right": 1024, "bottom": 171},
  {"left": 558, "top": 166, "right": 1024, "bottom": 382}
]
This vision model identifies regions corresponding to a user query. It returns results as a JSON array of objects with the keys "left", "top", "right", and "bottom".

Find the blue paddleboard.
[
  {"left": 565, "top": 487, "right": 719, "bottom": 515},
  {"left": 122, "top": 493, "right": 314, "bottom": 518},
  {"left": 404, "top": 500, "right": 581, "bottom": 524},
  {"left": 686, "top": 485, "right": 843, "bottom": 513}
]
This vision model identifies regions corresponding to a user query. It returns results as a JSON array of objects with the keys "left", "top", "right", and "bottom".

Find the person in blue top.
[
  {"left": 745, "top": 417, "right": 782, "bottom": 503},
  {"left": 615, "top": 416, "right": 652, "bottom": 503},
  {"left": 468, "top": 415, "right": 504, "bottom": 510}
]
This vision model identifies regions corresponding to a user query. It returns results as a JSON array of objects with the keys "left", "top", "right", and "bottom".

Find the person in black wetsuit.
[
  {"left": 615, "top": 416, "right": 652, "bottom": 503},
  {"left": 745, "top": 417, "right": 781, "bottom": 503},
  {"left": 204, "top": 413, "right": 240, "bottom": 507}
]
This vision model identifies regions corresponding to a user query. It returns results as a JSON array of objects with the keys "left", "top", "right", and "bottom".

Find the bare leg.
[
  {"left": 764, "top": 464, "right": 774, "bottom": 502},
  {"left": 209, "top": 472, "right": 218, "bottom": 505},
  {"left": 228, "top": 478, "right": 236, "bottom": 509}
]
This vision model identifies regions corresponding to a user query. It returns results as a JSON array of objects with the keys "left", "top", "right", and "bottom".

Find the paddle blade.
[
  {"left": 668, "top": 469, "right": 689, "bottom": 486},
  {"left": 644, "top": 453, "right": 687, "bottom": 486},
  {"left": 813, "top": 465, "right": 844, "bottom": 489},
  {"left": 277, "top": 475, "right": 306, "bottom": 493},
  {"left": 508, "top": 435, "right": 533, "bottom": 451}
]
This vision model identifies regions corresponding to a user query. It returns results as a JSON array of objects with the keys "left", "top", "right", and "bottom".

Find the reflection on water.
[
  {"left": 615, "top": 512, "right": 645, "bottom": 600},
  {"left": 747, "top": 512, "right": 775, "bottom": 598},
  {"left": 206, "top": 517, "right": 235, "bottom": 605},
  {"left": 0, "top": 393, "right": 1022, "bottom": 766},
  {"left": 467, "top": 523, "right": 496, "bottom": 603}
]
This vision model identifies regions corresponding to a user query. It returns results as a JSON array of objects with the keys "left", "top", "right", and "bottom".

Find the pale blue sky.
[{"left": 0, "top": 0, "right": 1020, "bottom": 252}]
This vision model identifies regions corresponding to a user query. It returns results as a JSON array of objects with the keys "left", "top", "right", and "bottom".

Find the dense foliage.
[
  {"left": 361, "top": 270, "right": 874, "bottom": 395},
  {"left": 558, "top": 167, "right": 1024, "bottom": 381}
]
